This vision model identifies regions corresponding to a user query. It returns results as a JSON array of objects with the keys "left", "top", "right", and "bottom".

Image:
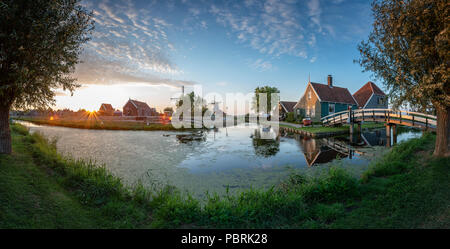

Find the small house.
[
  {"left": 98, "top": 103, "right": 114, "bottom": 116},
  {"left": 278, "top": 101, "right": 297, "bottom": 120},
  {"left": 353, "top": 82, "right": 388, "bottom": 109},
  {"left": 293, "top": 75, "right": 358, "bottom": 122},
  {"left": 123, "top": 99, "right": 157, "bottom": 117}
]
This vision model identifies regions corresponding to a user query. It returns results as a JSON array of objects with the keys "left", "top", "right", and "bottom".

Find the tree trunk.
[
  {"left": 433, "top": 104, "right": 450, "bottom": 157},
  {"left": 0, "top": 104, "right": 12, "bottom": 154}
]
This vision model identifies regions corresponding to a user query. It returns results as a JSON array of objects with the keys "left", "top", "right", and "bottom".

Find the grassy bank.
[
  {"left": 280, "top": 122, "right": 386, "bottom": 134},
  {"left": 13, "top": 116, "right": 195, "bottom": 131},
  {"left": 0, "top": 124, "right": 448, "bottom": 228}
]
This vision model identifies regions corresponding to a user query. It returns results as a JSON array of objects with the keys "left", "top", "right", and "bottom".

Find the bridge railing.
[{"left": 321, "top": 108, "right": 437, "bottom": 130}]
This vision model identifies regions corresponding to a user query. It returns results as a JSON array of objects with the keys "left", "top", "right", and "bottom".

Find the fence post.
[
  {"left": 373, "top": 110, "right": 375, "bottom": 121},
  {"left": 412, "top": 115, "right": 414, "bottom": 126},
  {"left": 399, "top": 111, "right": 402, "bottom": 123},
  {"left": 426, "top": 117, "right": 428, "bottom": 130}
]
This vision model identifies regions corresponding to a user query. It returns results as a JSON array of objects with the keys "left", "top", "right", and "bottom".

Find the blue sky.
[{"left": 56, "top": 0, "right": 377, "bottom": 112}]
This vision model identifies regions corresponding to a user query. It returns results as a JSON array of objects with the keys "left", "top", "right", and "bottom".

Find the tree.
[
  {"left": 356, "top": 0, "right": 449, "bottom": 157},
  {"left": 163, "top": 107, "right": 174, "bottom": 113},
  {"left": 253, "top": 86, "right": 280, "bottom": 115},
  {"left": 175, "top": 91, "right": 208, "bottom": 117},
  {"left": 0, "top": 0, "right": 93, "bottom": 154}
]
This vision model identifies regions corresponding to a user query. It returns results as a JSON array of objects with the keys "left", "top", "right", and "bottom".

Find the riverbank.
[
  {"left": 1, "top": 124, "right": 448, "bottom": 228},
  {"left": 280, "top": 122, "right": 387, "bottom": 137},
  {"left": 13, "top": 116, "right": 192, "bottom": 131}
]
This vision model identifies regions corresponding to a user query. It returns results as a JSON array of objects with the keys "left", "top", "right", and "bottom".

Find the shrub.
[{"left": 301, "top": 167, "right": 360, "bottom": 203}]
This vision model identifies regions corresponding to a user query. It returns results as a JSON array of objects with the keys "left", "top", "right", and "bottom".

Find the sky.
[{"left": 55, "top": 0, "right": 377, "bottom": 113}]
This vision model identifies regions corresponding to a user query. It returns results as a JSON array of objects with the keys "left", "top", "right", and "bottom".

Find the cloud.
[
  {"left": 76, "top": 0, "right": 187, "bottom": 88},
  {"left": 74, "top": 54, "right": 194, "bottom": 88},
  {"left": 307, "top": 0, "right": 322, "bottom": 32},
  {"left": 250, "top": 59, "right": 274, "bottom": 72},
  {"left": 207, "top": 0, "right": 323, "bottom": 61},
  {"left": 216, "top": 81, "right": 228, "bottom": 86}
]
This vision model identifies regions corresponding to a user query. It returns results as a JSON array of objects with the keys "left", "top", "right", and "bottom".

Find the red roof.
[
  {"left": 128, "top": 99, "right": 152, "bottom": 112},
  {"left": 310, "top": 82, "right": 357, "bottom": 105},
  {"left": 280, "top": 101, "right": 297, "bottom": 112},
  {"left": 100, "top": 103, "right": 114, "bottom": 112},
  {"left": 353, "top": 82, "right": 386, "bottom": 108}
]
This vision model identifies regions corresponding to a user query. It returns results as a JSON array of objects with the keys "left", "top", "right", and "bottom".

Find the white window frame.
[{"left": 308, "top": 91, "right": 311, "bottom": 100}]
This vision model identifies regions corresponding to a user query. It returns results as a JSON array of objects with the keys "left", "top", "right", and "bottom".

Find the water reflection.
[
  {"left": 289, "top": 127, "right": 420, "bottom": 166},
  {"left": 251, "top": 126, "right": 280, "bottom": 157},
  {"left": 15, "top": 120, "right": 421, "bottom": 198}
]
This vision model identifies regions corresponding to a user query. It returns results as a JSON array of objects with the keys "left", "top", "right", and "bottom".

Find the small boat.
[{"left": 262, "top": 125, "right": 271, "bottom": 132}]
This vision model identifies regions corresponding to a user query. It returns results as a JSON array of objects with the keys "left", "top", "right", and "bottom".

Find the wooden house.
[
  {"left": 98, "top": 103, "right": 114, "bottom": 116},
  {"left": 293, "top": 75, "right": 358, "bottom": 122},
  {"left": 123, "top": 99, "right": 157, "bottom": 117},
  {"left": 278, "top": 101, "right": 297, "bottom": 120},
  {"left": 353, "top": 82, "right": 388, "bottom": 109}
]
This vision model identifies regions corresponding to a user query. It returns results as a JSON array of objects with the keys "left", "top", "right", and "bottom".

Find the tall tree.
[
  {"left": 253, "top": 86, "right": 280, "bottom": 114},
  {"left": 0, "top": 0, "right": 93, "bottom": 154},
  {"left": 356, "top": 0, "right": 449, "bottom": 157}
]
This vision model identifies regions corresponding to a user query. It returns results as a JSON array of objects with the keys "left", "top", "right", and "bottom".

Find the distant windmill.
[
  {"left": 170, "top": 85, "right": 185, "bottom": 103},
  {"left": 209, "top": 95, "right": 222, "bottom": 114}
]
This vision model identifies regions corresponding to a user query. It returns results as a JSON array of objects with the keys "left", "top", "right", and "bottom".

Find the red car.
[{"left": 303, "top": 117, "right": 312, "bottom": 126}]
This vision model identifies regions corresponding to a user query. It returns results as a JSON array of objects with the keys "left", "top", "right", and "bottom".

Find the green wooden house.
[{"left": 293, "top": 75, "right": 358, "bottom": 122}]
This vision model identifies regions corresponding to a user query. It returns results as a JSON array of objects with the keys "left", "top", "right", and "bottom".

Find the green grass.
[
  {"left": 13, "top": 117, "right": 197, "bottom": 131},
  {"left": 281, "top": 122, "right": 386, "bottom": 134},
  {"left": 0, "top": 124, "right": 448, "bottom": 228}
]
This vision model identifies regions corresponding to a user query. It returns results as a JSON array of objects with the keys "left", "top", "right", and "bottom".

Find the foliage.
[
  {"left": 356, "top": 0, "right": 449, "bottom": 110},
  {"left": 285, "top": 112, "right": 295, "bottom": 123},
  {"left": 163, "top": 107, "right": 174, "bottom": 113},
  {"left": 0, "top": 0, "right": 94, "bottom": 109},
  {"left": 252, "top": 86, "right": 280, "bottom": 114},
  {"left": 175, "top": 91, "right": 208, "bottom": 117}
]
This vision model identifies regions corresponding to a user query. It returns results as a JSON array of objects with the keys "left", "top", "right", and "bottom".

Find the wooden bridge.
[{"left": 321, "top": 109, "right": 437, "bottom": 132}]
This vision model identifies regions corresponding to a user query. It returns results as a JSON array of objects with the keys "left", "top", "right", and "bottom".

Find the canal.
[{"left": 17, "top": 121, "right": 421, "bottom": 199}]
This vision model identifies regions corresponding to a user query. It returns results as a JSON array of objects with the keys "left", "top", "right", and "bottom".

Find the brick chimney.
[{"left": 327, "top": 75, "right": 333, "bottom": 87}]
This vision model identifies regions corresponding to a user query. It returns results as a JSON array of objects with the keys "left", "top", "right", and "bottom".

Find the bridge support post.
[
  {"left": 349, "top": 123, "right": 354, "bottom": 134},
  {"left": 385, "top": 124, "right": 391, "bottom": 137},
  {"left": 392, "top": 124, "right": 397, "bottom": 145},
  {"left": 386, "top": 124, "right": 391, "bottom": 147},
  {"left": 357, "top": 122, "right": 362, "bottom": 133}
]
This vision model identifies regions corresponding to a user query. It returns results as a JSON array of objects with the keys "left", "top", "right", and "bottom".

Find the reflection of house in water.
[
  {"left": 360, "top": 130, "right": 387, "bottom": 146},
  {"left": 296, "top": 136, "right": 348, "bottom": 166}
]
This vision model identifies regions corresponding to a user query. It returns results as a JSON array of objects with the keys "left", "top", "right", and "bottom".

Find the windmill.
[{"left": 170, "top": 85, "right": 185, "bottom": 104}]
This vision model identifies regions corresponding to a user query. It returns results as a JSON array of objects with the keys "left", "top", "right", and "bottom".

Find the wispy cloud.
[
  {"left": 250, "top": 59, "right": 274, "bottom": 72},
  {"left": 77, "top": 0, "right": 187, "bottom": 88},
  {"left": 210, "top": 0, "right": 309, "bottom": 58}
]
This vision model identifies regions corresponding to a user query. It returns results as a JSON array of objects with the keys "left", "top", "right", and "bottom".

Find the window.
[
  {"left": 311, "top": 107, "right": 315, "bottom": 117},
  {"left": 329, "top": 103, "right": 335, "bottom": 114},
  {"left": 308, "top": 91, "right": 311, "bottom": 100},
  {"left": 378, "top": 97, "right": 384, "bottom": 105}
]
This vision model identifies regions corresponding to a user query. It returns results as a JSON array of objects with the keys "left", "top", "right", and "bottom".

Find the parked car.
[{"left": 302, "top": 117, "right": 312, "bottom": 126}]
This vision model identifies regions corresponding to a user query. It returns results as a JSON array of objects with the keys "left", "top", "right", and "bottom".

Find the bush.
[
  {"left": 300, "top": 167, "right": 360, "bottom": 203},
  {"left": 285, "top": 112, "right": 295, "bottom": 122}
]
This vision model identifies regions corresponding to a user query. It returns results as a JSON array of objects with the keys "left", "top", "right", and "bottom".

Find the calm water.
[{"left": 17, "top": 121, "right": 421, "bottom": 198}]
